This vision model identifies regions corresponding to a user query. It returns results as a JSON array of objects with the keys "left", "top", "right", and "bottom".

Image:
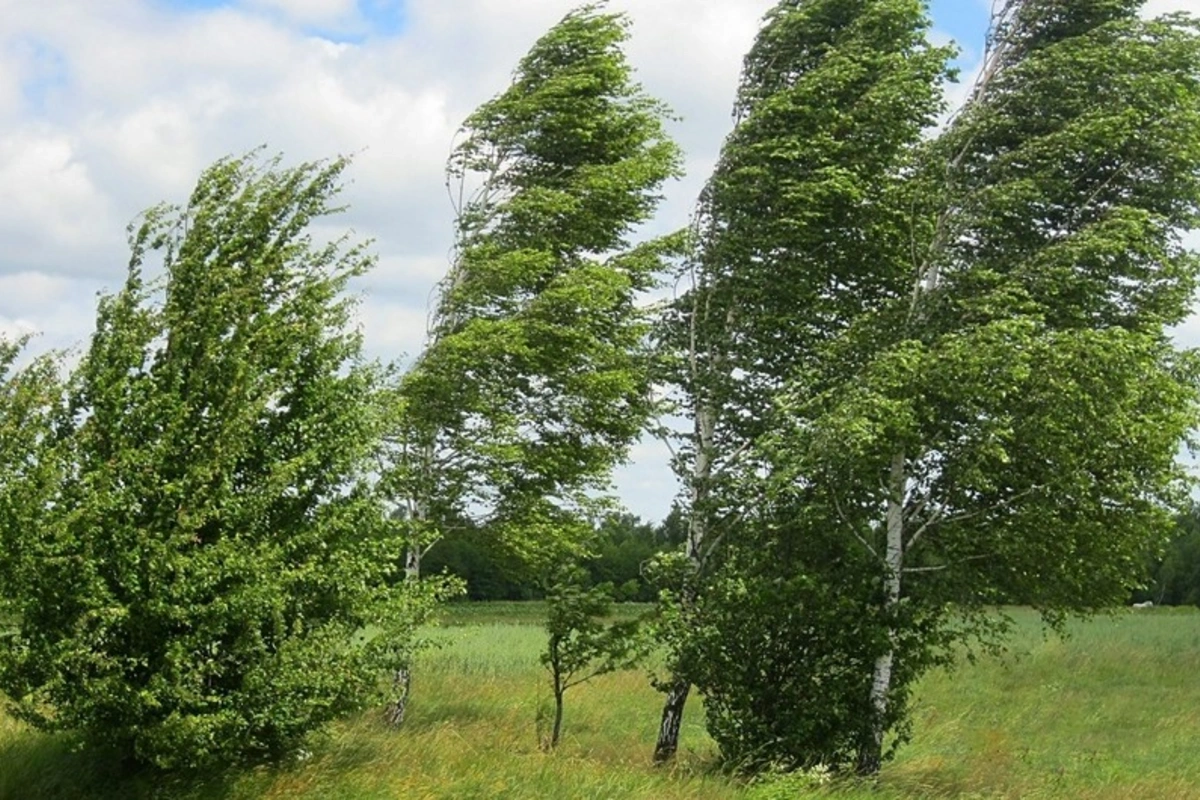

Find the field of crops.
[{"left": 2, "top": 605, "right": 1199, "bottom": 799}]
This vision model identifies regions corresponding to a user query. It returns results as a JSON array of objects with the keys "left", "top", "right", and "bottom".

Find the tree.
[
  {"left": 584, "top": 512, "right": 666, "bottom": 601},
  {"left": 383, "top": 3, "right": 680, "bottom": 723},
  {"left": 540, "top": 569, "right": 642, "bottom": 750},
  {"left": 651, "top": 0, "right": 952, "bottom": 764},
  {"left": 738, "top": 0, "right": 1200, "bottom": 774},
  {"left": 389, "top": 3, "right": 680, "bottom": 584},
  {"left": 421, "top": 518, "right": 539, "bottom": 601},
  {"left": 0, "top": 153, "right": 449, "bottom": 769},
  {"left": 419, "top": 511, "right": 677, "bottom": 601},
  {"left": 1139, "top": 505, "right": 1200, "bottom": 606}
]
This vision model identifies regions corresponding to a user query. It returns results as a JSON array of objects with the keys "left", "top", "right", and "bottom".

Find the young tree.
[
  {"left": 540, "top": 570, "right": 642, "bottom": 750},
  {"left": 651, "top": 0, "right": 952, "bottom": 764},
  {"left": 0, "top": 153, "right": 445, "bottom": 769}
]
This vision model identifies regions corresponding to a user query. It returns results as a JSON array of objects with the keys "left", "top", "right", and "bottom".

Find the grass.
[{"left": 2, "top": 605, "right": 1200, "bottom": 799}]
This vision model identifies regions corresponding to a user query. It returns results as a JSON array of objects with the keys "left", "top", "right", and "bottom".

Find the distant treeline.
[
  {"left": 1137, "top": 505, "right": 1200, "bottom": 607},
  {"left": 426, "top": 503, "right": 1200, "bottom": 608},
  {"left": 425, "top": 510, "right": 687, "bottom": 602}
]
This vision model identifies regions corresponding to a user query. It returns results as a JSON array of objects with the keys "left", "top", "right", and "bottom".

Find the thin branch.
[
  {"left": 650, "top": 425, "right": 680, "bottom": 462},
  {"left": 903, "top": 493, "right": 930, "bottom": 524},
  {"left": 908, "top": 0, "right": 1022, "bottom": 324},
  {"left": 904, "top": 507, "right": 945, "bottom": 553},
  {"left": 709, "top": 437, "right": 753, "bottom": 479},
  {"left": 906, "top": 486, "right": 1041, "bottom": 553},
  {"left": 831, "top": 491, "right": 880, "bottom": 561},
  {"left": 903, "top": 553, "right": 997, "bottom": 574}
]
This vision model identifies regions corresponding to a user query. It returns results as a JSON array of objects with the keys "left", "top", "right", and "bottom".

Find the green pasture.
[{"left": 2, "top": 605, "right": 1198, "bottom": 799}]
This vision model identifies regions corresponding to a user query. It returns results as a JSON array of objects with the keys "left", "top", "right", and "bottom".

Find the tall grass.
[{"left": 2, "top": 606, "right": 1198, "bottom": 799}]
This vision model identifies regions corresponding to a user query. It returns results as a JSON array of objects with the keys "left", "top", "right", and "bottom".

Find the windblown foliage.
[
  {"left": 390, "top": 3, "right": 683, "bottom": 579},
  {"left": 0, "top": 153, "right": 449, "bottom": 769},
  {"left": 665, "top": 0, "right": 1200, "bottom": 774}
]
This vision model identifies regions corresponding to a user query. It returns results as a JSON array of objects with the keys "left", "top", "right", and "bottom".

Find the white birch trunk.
[
  {"left": 859, "top": 450, "right": 906, "bottom": 775},
  {"left": 653, "top": 399, "right": 715, "bottom": 763},
  {"left": 389, "top": 444, "right": 433, "bottom": 726},
  {"left": 403, "top": 496, "right": 427, "bottom": 580},
  {"left": 654, "top": 277, "right": 729, "bottom": 763},
  {"left": 688, "top": 403, "right": 715, "bottom": 567}
]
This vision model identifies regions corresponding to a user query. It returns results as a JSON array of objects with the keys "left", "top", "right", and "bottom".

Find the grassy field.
[{"left": 2, "top": 605, "right": 1199, "bottom": 799}]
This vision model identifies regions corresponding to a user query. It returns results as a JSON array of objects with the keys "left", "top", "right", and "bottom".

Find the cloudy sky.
[{"left": 1, "top": 0, "right": 1195, "bottom": 522}]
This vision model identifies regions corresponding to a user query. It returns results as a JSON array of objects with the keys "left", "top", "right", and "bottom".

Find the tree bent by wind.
[
  {"left": 384, "top": 2, "right": 681, "bottom": 723},
  {"left": 655, "top": 0, "right": 1200, "bottom": 774}
]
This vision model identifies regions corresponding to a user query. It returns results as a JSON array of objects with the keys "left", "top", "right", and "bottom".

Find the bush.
[{"left": 0, "top": 153, "right": 441, "bottom": 770}]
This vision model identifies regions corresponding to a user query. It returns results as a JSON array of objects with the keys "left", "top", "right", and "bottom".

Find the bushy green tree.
[
  {"left": 652, "top": 0, "right": 952, "bottom": 765},
  {"left": 0, "top": 153, "right": 450, "bottom": 770},
  {"left": 390, "top": 3, "right": 683, "bottom": 588}
]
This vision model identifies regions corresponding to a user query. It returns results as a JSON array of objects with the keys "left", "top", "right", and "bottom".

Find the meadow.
[{"left": 2, "top": 605, "right": 1199, "bottom": 799}]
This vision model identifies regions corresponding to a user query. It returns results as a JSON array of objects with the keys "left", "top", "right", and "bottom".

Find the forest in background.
[{"left": 431, "top": 505, "right": 1200, "bottom": 606}]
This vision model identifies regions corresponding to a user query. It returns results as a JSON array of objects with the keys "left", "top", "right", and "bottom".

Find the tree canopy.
[
  {"left": 0, "top": 153, "right": 448, "bottom": 769},
  {"left": 390, "top": 3, "right": 682, "bottom": 579}
]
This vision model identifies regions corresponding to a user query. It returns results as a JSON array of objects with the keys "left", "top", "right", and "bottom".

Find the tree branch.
[{"left": 833, "top": 491, "right": 880, "bottom": 561}]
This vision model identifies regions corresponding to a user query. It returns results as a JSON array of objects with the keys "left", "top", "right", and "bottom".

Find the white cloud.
[
  {"left": 0, "top": 272, "right": 102, "bottom": 355},
  {"left": 1142, "top": 0, "right": 1200, "bottom": 17},
  {"left": 246, "top": 0, "right": 358, "bottom": 26},
  {"left": 2, "top": 0, "right": 1194, "bottom": 521},
  {"left": 0, "top": 130, "right": 119, "bottom": 275}
]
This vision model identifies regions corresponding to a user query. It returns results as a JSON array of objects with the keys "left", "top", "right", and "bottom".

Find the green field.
[{"left": 2, "top": 605, "right": 1199, "bottom": 800}]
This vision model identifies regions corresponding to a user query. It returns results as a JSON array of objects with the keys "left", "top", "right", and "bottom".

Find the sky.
[{"left": 1, "top": 0, "right": 1196, "bottom": 523}]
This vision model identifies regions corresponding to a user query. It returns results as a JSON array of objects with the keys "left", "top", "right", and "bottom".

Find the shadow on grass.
[
  {"left": 398, "top": 699, "right": 490, "bottom": 732},
  {"left": 0, "top": 723, "right": 389, "bottom": 800},
  {"left": 0, "top": 730, "right": 259, "bottom": 800}
]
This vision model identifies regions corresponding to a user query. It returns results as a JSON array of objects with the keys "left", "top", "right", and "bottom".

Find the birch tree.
[
  {"left": 383, "top": 2, "right": 680, "bottom": 724},
  {"left": 651, "top": 0, "right": 952, "bottom": 764},
  {"left": 751, "top": 0, "right": 1200, "bottom": 774},
  {"left": 390, "top": 3, "right": 681, "bottom": 586}
]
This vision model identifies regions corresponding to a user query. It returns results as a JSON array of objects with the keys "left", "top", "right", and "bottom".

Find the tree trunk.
[
  {"left": 386, "top": 538, "right": 419, "bottom": 726},
  {"left": 653, "top": 679, "right": 691, "bottom": 764},
  {"left": 653, "top": 397, "right": 714, "bottom": 764},
  {"left": 387, "top": 494, "right": 426, "bottom": 727},
  {"left": 551, "top": 687, "right": 565, "bottom": 749},
  {"left": 858, "top": 450, "right": 905, "bottom": 776},
  {"left": 384, "top": 665, "right": 411, "bottom": 726}
]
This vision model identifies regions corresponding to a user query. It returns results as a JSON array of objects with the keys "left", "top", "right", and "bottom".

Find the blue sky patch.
[
  {"left": 16, "top": 38, "right": 71, "bottom": 116},
  {"left": 155, "top": 0, "right": 407, "bottom": 41},
  {"left": 153, "top": 2, "right": 984, "bottom": 52},
  {"left": 359, "top": 0, "right": 405, "bottom": 37},
  {"left": 930, "top": 0, "right": 992, "bottom": 61}
]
